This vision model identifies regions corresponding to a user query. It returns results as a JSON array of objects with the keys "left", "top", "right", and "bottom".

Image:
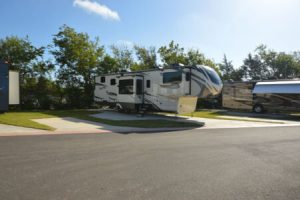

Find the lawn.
[{"left": 0, "top": 110, "right": 201, "bottom": 131}]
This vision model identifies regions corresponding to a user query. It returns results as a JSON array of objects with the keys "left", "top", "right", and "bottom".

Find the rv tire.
[{"left": 253, "top": 104, "right": 264, "bottom": 114}]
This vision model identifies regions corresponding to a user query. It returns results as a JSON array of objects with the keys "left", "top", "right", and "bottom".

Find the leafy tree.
[
  {"left": 0, "top": 36, "right": 44, "bottom": 77},
  {"left": 255, "top": 45, "right": 300, "bottom": 79},
  {"left": 51, "top": 25, "right": 104, "bottom": 107},
  {"left": 158, "top": 41, "right": 186, "bottom": 66},
  {"left": 99, "top": 55, "right": 119, "bottom": 74},
  {"left": 273, "top": 53, "right": 300, "bottom": 79},
  {"left": 219, "top": 55, "right": 235, "bottom": 80},
  {"left": 185, "top": 49, "right": 206, "bottom": 66},
  {"left": 0, "top": 36, "right": 51, "bottom": 108},
  {"left": 111, "top": 44, "right": 134, "bottom": 70},
  {"left": 241, "top": 53, "right": 269, "bottom": 80},
  {"left": 132, "top": 46, "right": 157, "bottom": 71},
  {"left": 230, "top": 68, "right": 244, "bottom": 81},
  {"left": 185, "top": 49, "right": 220, "bottom": 74}
]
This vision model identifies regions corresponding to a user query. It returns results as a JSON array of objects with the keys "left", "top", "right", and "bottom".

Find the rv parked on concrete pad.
[
  {"left": 222, "top": 81, "right": 255, "bottom": 111},
  {"left": 94, "top": 65, "right": 223, "bottom": 113},
  {"left": 222, "top": 80, "right": 300, "bottom": 113},
  {"left": 253, "top": 81, "right": 300, "bottom": 113}
]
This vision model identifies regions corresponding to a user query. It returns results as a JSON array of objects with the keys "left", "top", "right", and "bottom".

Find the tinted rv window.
[
  {"left": 119, "top": 79, "right": 133, "bottom": 94},
  {"left": 110, "top": 79, "right": 116, "bottom": 85},
  {"left": 163, "top": 71, "right": 182, "bottom": 83},
  {"left": 146, "top": 80, "right": 151, "bottom": 88},
  {"left": 136, "top": 79, "right": 143, "bottom": 95},
  {"left": 101, "top": 77, "right": 105, "bottom": 83},
  {"left": 205, "top": 68, "right": 221, "bottom": 85}
]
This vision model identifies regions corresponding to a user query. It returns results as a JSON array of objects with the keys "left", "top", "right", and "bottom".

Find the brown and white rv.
[{"left": 222, "top": 80, "right": 300, "bottom": 113}]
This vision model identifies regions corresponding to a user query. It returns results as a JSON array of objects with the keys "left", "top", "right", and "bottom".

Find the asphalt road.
[{"left": 1, "top": 126, "right": 300, "bottom": 200}]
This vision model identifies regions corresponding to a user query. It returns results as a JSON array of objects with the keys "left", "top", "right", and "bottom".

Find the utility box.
[
  {"left": 0, "top": 62, "right": 9, "bottom": 112},
  {"left": 0, "top": 62, "right": 20, "bottom": 113},
  {"left": 9, "top": 71, "right": 20, "bottom": 105}
]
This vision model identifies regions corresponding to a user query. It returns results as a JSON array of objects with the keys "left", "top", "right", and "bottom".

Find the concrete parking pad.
[
  {"left": 0, "top": 124, "right": 49, "bottom": 136},
  {"left": 33, "top": 117, "right": 195, "bottom": 134},
  {"left": 1, "top": 111, "right": 300, "bottom": 136},
  {"left": 92, "top": 111, "right": 300, "bottom": 129},
  {"left": 192, "top": 117, "right": 300, "bottom": 129}
]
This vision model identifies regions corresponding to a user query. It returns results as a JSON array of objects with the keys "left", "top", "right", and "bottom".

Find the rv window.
[
  {"left": 146, "top": 80, "right": 151, "bottom": 88},
  {"left": 119, "top": 79, "right": 133, "bottom": 94},
  {"left": 136, "top": 79, "right": 143, "bottom": 95},
  {"left": 110, "top": 79, "right": 116, "bottom": 85},
  {"left": 101, "top": 77, "right": 105, "bottom": 83},
  {"left": 186, "top": 72, "right": 191, "bottom": 81},
  {"left": 163, "top": 71, "right": 182, "bottom": 84},
  {"left": 205, "top": 68, "right": 221, "bottom": 85}
]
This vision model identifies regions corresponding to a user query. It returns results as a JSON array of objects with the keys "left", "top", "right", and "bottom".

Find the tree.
[
  {"left": 111, "top": 44, "right": 134, "bottom": 71},
  {"left": 255, "top": 45, "right": 300, "bottom": 79},
  {"left": 0, "top": 36, "right": 50, "bottom": 108},
  {"left": 99, "top": 55, "right": 119, "bottom": 74},
  {"left": 219, "top": 55, "right": 234, "bottom": 80},
  {"left": 51, "top": 25, "right": 104, "bottom": 107},
  {"left": 158, "top": 41, "right": 186, "bottom": 66},
  {"left": 0, "top": 36, "right": 44, "bottom": 77},
  {"left": 185, "top": 49, "right": 221, "bottom": 75},
  {"left": 241, "top": 53, "right": 268, "bottom": 80},
  {"left": 132, "top": 46, "right": 157, "bottom": 71},
  {"left": 185, "top": 49, "right": 205, "bottom": 66},
  {"left": 273, "top": 53, "right": 300, "bottom": 79}
]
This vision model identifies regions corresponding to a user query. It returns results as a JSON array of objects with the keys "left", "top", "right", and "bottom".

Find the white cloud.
[{"left": 73, "top": 0, "right": 120, "bottom": 21}]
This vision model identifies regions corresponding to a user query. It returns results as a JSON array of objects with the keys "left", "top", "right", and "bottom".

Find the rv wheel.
[
  {"left": 116, "top": 103, "right": 123, "bottom": 112},
  {"left": 253, "top": 104, "right": 264, "bottom": 113}
]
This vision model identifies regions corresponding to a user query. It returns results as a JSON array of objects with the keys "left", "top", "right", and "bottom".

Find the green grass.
[
  {"left": 0, "top": 110, "right": 201, "bottom": 131},
  {"left": 0, "top": 112, "right": 57, "bottom": 131},
  {"left": 182, "top": 111, "right": 225, "bottom": 119}
]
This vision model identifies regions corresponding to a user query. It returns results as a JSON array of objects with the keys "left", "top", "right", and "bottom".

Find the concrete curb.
[{"left": 0, "top": 126, "right": 203, "bottom": 137}]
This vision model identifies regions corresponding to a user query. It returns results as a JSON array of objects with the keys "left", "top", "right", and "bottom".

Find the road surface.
[{"left": 1, "top": 126, "right": 300, "bottom": 200}]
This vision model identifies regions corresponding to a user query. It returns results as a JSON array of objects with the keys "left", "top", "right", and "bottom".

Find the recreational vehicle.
[
  {"left": 252, "top": 81, "right": 300, "bottom": 113},
  {"left": 94, "top": 65, "right": 223, "bottom": 113},
  {"left": 222, "top": 81, "right": 256, "bottom": 110},
  {"left": 222, "top": 81, "right": 300, "bottom": 113}
]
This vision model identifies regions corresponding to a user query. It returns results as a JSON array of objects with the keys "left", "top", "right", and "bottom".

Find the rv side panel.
[{"left": 222, "top": 82, "right": 255, "bottom": 110}]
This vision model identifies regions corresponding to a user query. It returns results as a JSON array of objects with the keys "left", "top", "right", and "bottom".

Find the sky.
[{"left": 1, "top": 0, "right": 300, "bottom": 67}]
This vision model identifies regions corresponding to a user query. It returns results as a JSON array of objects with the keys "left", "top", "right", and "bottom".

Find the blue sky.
[{"left": 1, "top": 0, "right": 300, "bottom": 67}]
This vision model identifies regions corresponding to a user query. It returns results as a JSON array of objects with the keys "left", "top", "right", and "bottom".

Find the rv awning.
[{"left": 253, "top": 81, "right": 300, "bottom": 94}]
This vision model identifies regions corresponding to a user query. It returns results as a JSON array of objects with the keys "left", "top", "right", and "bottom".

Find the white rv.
[{"left": 94, "top": 65, "right": 223, "bottom": 112}]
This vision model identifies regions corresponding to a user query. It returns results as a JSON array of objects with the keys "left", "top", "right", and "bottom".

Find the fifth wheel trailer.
[
  {"left": 222, "top": 81, "right": 300, "bottom": 113},
  {"left": 94, "top": 65, "right": 223, "bottom": 113},
  {"left": 0, "top": 61, "right": 20, "bottom": 112}
]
